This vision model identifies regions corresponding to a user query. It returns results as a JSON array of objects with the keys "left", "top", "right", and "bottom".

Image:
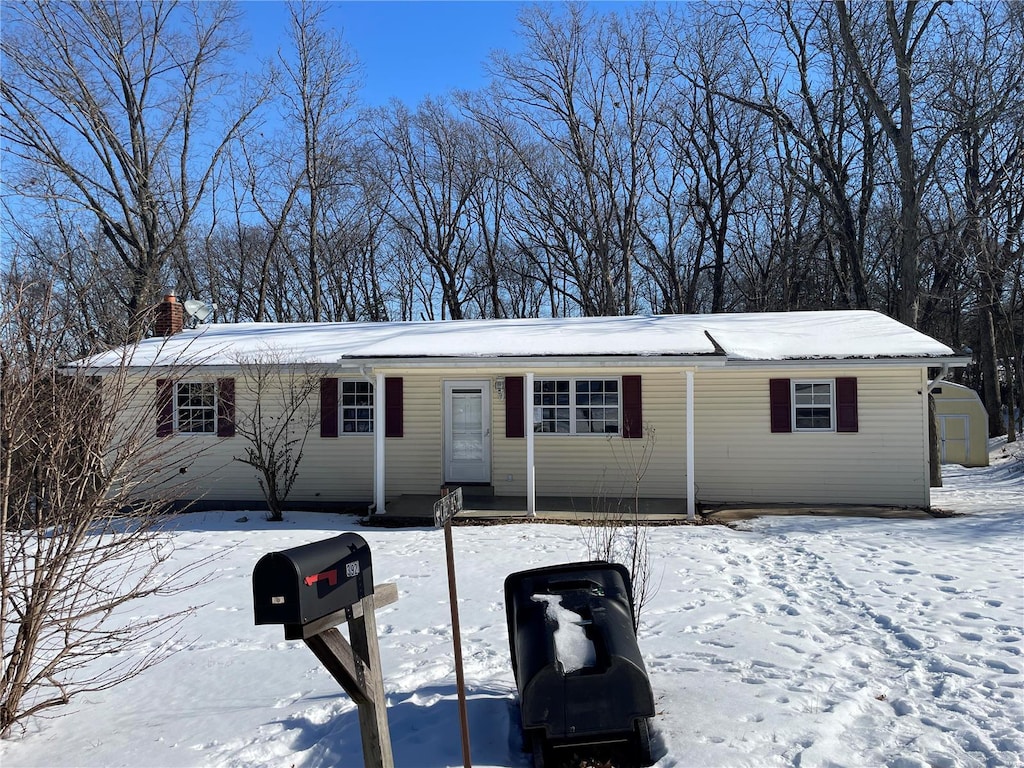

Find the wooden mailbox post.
[{"left": 253, "top": 532, "right": 397, "bottom": 768}]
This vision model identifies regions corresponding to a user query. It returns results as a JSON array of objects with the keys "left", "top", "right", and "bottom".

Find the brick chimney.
[{"left": 154, "top": 292, "right": 184, "bottom": 337}]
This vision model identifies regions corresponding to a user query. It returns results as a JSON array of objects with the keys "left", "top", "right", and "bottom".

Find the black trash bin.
[{"left": 504, "top": 561, "right": 655, "bottom": 766}]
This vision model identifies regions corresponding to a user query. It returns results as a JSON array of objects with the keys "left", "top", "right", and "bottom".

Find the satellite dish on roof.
[{"left": 183, "top": 298, "right": 217, "bottom": 327}]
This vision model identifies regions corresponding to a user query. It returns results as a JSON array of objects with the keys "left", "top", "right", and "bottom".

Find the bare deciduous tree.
[
  {"left": 485, "top": 3, "right": 666, "bottom": 316},
  {"left": 371, "top": 98, "right": 485, "bottom": 320},
  {"left": 275, "top": 0, "right": 361, "bottom": 323},
  {"left": 1, "top": 278, "right": 208, "bottom": 738},
  {"left": 0, "top": 0, "right": 264, "bottom": 338},
  {"left": 933, "top": 1, "right": 1024, "bottom": 438},
  {"left": 232, "top": 352, "right": 319, "bottom": 522},
  {"left": 835, "top": 0, "right": 955, "bottom": 326},
  {"left": 716, "top": 0, "right": 881, "bottom": 311}
]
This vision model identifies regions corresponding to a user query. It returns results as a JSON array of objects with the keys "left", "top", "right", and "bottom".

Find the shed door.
[
  {"left": 938, "top": 415, "right": 969, "bottom": 465},
  {"left": 444, "top": 381, "right": 491, "bottom": 484}
]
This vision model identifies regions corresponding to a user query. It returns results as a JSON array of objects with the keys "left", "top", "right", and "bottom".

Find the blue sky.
[{"left": 242, "top": 1, "right": 531, "bottom": 106}]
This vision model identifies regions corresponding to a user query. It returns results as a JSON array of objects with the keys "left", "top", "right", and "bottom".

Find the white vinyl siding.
[
  {"left": 382, "top": 374, "right": 444, "bottom": 495},
  {"left": 498, "top": 369, "right": 684, "bottom": 498},
  {"left": 133, "top": 374, "right": 374, "bottom": 503},
  {"left": 126, "top": 363, "right": 930, "bottom": 508},
  {"left": 694, "top": 367, "right": 927, "bottom": 506}
]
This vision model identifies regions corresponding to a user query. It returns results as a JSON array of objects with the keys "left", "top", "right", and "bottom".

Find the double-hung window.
[
  {"left": 792, "top": 380, "right": 834, "bottom": 431},
  {"left": 770, "top": 377, "right": 857, "bottom": 434},
  {"left": 341, "top": 380, "right": 374, "bottom": 433},
  {"left": 175, "top": 382, "right": 217, "bottom": 434},
  {"left": 533, "top": 378, "right": 620, "bottom": 435},
  {"left": 157, "top": 378, "right": 233, "bottom": 438}
]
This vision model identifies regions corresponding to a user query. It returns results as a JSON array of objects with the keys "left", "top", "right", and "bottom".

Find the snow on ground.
[{"left": 3, "top": 442, "right": 1022, "bottom": 768}]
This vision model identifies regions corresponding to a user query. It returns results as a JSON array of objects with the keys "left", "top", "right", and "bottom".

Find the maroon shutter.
[
  {"left": 217, "top": 378, "right": 235, "bottom": 437},
  {"left": 621, "top": 375, "right": 643, "bottom": 438},
  {"left": 769, "top": 378, "right": 792, "bottom": 433},
  {"left": 320, "top": 378, "right": 338, "bottom": 438},
  {"left": 505, "top": 376, "right": 525, "bottom": 438},
  {"left": 156, "top": 379, "right": 174, "bottom": 437},
  {"left": 836, "top": 377, "right": 859, "bottom": 432},
  {"left": 385, "top": 377, "right": 404, "bottom": 438}
]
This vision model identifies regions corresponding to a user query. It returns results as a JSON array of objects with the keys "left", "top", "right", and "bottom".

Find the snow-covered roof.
[{"left": 75, "top": 310, "right": 962, "bottom": 370}]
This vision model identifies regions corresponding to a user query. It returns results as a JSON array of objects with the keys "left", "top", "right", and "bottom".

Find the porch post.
[
  {"left": 374, "top": 370, "right": 385, "bottom": 515},
  {"left": 526, "top": 371, "right": 536, "bottom": 517},
  {"left": 686, "top": 369, "right": 695, "bottom": 521}
]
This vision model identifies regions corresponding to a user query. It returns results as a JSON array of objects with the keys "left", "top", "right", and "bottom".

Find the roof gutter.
[
  {"left": 66, "top": 354, "right": 971, "bottom": 375},
  {"left": 333, "top": 354, "right": 729, "bottom": 369},
  {"left": 725, "top": 355, "right": 971, "bottom": 370}
]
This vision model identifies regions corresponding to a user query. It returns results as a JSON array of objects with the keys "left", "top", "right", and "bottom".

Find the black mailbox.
[{"left": 253, "top": 532, "right": 373, "bottom": 628}]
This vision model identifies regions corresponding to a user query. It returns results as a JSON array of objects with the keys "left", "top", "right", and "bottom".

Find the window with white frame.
[
  {"left": 534, "top": 378, "right": 620, "bottom": 435},
  {"left": 175, "top": 381, "right": 217, "bottom": 434},
  {"left": 341, "top": 380, "right": 374, "bottom": 433},
  {"left": 793, "top": 380, "right": 834, "bottom": 431}
]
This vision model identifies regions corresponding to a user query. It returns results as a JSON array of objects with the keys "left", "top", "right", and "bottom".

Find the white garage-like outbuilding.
[{"left": 931, "top": 381, "right": 989, "bottom": 467}]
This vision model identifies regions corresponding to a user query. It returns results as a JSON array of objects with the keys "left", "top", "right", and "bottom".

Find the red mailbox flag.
[{"left": 304, "top": 570, "right": 338, "bottom": 588}]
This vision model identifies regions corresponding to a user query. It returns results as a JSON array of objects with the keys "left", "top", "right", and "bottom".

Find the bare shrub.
[
  {"left": 578, "top": 424, "right": 660, "bottom": 633},
  {"left": 1, "top": 280, "right": 210, "bottom": 738},
  {"left": 232, "top": 352, "right": 319, "bottom": 521}
]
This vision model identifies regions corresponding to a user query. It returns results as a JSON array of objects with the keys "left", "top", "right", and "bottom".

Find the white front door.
[
  {"left": 938, "top": 415, "right": 969, "bottom": 465},
  {"left": 444, "top": 380, "right": 491, "bottom": 484}
]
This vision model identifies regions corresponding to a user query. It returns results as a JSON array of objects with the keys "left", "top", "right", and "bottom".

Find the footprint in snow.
[
  {"left": 896, "top": 632, "right": 924, "bottom": 651},
  {"left": 983, "top": 658, "right": 1020, "bottom": 674},
  {"left": 272, "top": 692, "right": 304, "bottom": 709},
  {"left": 890, "top": 698, "right": 915, "bottom": 716}
]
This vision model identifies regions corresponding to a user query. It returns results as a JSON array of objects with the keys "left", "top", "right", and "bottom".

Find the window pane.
[
  {"left": 175, "top": 382, "right": 216, "bottom": 434},
  {"left": 793, "top": 380, "right": 833, "bottom": 430},
  {"left": 535, "top": 379, "right": 620, "bottom": 436},
  {"left": 795, "top": 408, "right": 832, "bottom": 430},
  {"left": 341, "top": 380, "right": 374, "bottom": 434}
]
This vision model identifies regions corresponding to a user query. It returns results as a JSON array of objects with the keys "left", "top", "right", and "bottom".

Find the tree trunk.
[
  {"left": 977, "top": 302, "right": 1005, "bottom": 438},
  {"left": 928, "top": 393, "right": 942, "bottom": 488}
]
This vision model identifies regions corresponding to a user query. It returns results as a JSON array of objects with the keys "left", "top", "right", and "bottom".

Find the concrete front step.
[{"left": 442, "top": 483, "right": 494, "bottom": 499}]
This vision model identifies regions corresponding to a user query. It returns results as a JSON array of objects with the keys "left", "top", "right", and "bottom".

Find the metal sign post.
[{"left": 434, "top": 487, "right": 472, "bottom": 768}]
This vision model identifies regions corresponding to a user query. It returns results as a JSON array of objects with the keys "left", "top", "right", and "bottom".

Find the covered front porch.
[{"left": 367, "top": 368, "right": 701, "bottom": 520}]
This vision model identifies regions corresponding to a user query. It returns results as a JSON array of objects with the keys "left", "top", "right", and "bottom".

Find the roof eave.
[
  {"left": 71, "top": 352, "right": 730, "bottom": 375},
  {"left": 66, "top": 353, "right": 971, "bottom": 376},
  {"left": 336, "top": 353, "right": 728, "bottom": 369},
  {"left": 724, "top": 355, "right": 971, "bottom": 368}
]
